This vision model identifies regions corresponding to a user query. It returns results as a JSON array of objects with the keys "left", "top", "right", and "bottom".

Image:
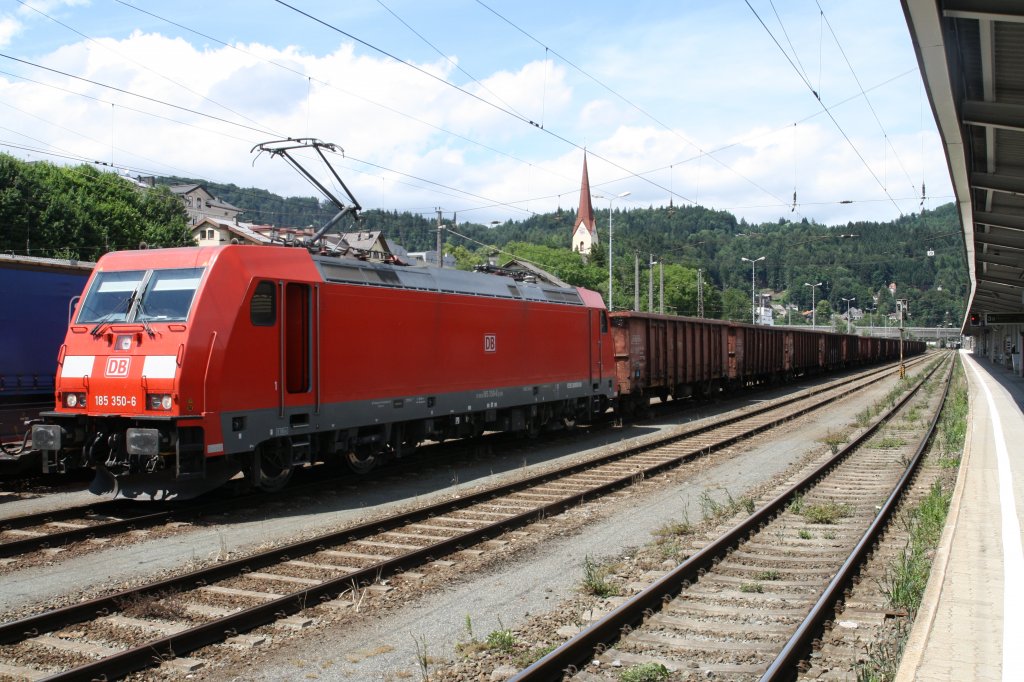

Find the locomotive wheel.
[
  {"left": 345, "top": 448, "right": 377, "bottom": 475},
  {"left": 253, "top": 440, "right": 293, "bottom": 492}
]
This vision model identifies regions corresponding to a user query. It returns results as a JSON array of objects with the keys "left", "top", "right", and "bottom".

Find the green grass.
[
  {"left": 512, "top": 644, "right": 556, "bottom": 669},
  {"left": 874, "top": 436, "right": 907, "bottom": 449},
  {"left": 484, "top": 627, "right": 517, "bottom": 653},
  {"left": 698, "top": 488, "right": 755, "bottom": 522},
  {"left": 938, "top": 362, "right": 969, "bottom": 456},
  {"left": 802, "top": 500, "right": 854, "bottom": 524},
  {"left": 880, "top": 481, "right": 952, "bottom": 613},
  {"left": 855, "top": 406, "right": 875, "bottom": 428},
  {"left": 739, "top": 582, "right": 764, "bottom": 593},
  {"left": 653, "top": 518, "right": 693, "bottom": 539},
  {"left": 619, "top": 662, "right": 671, "bottom": 682},
  {"left": 820, "top": 430, "right": 849, "bottom": 454},
  {"left": 753, "top": 569, "right": 781, "bottom": 581},
  {"left": 581, "top": 555, "right": 619, "bottom": 597}
]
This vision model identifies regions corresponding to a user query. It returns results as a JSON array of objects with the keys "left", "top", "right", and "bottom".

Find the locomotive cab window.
[
  {"left": 76, "top": 270, "right": 146, "bottom": 323},
  {"left": 77, "top": 267, "right": 204, "bottom": 324},
  {"left": 137, "top": 268, "right": 203, "bottom": 322},
  {"left": 250, "top": 281, "right": 276, "bottom": 326}
]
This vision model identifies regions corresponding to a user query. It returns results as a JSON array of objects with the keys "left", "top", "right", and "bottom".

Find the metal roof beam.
[
  {"left": 963, "top": 100, "right": 1024, "bottom": 132},
  {"left": 977, "top": 252, "right": 1024, "bottom": 268},
  {"left": 972, "top": 299, "right": 1020, "bottom": 313},
  {"left": 977, "top": 272, "right": 1024, "bottom": 289},
  {"left": 943, "top": 0, "right": 1024, "bottom": 22},
  {"left": 975, "top": 233, "right": 1024, "bottom": 251},
  {"left": 975, "top": 210, "right": 1024, "bottom": 232},
  {"left": 971, "top": 172, "right": 1024, "bottom": 195}
]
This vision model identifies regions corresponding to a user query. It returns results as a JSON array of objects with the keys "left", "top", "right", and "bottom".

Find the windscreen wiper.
[{"left": 90, "top": 291, "right": 136, "bottom": 337}]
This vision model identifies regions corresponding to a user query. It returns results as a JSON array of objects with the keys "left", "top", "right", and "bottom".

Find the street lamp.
[
  {"left": 842, "top": 297, "right": 856, "bottom": 331},
  {"left": 804, "top": 282, "right": 822, "bottom": 328},
  {"left": 741, "top": 256, "right": 766, "bottom": 324},
  {"left": 595, "top": 191, "right": 631, "bottom": 310}
]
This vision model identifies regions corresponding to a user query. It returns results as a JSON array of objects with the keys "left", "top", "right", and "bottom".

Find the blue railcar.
[{"left": 0, "top": 254, "right": 93, "bottom": 401}]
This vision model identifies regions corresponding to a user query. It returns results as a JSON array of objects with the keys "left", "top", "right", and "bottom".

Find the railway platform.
[{"left": 897, "top": 350, "right": 1024, "bottom": 681}]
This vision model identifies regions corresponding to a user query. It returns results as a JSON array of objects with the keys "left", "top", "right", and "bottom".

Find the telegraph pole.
[
  {"left": 648, "top": 254, "right": 655, "bottom": 312},
  {"left": 435, "top": 207, "right": 444, "bottom": 268},
  {"left": 659, "top": 260, "right": 664, "bottom": 314},
  {"left": 697, "top": 268, "right": 704, "bottom": 318},
  {"left": 898, "top": 298, "right": 907, "bottom": 378}
]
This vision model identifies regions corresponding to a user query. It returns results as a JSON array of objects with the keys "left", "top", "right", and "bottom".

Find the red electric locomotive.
[{"left": 31, "top": 245, "right": 616, "bottom": 499}]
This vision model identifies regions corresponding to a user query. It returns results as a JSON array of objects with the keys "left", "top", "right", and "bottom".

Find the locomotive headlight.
[
  {"left": 147, "top": 393, "right": 173, "bottom": 411},
  {"left": 63, "top": 392, "right": 86, "bottom": 409}
]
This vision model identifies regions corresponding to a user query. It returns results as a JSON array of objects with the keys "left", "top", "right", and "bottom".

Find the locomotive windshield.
[
  {"left": 136, "top": 268, "right": 204, "bottom": 322},
  {"left": 76, "top": 270, "right": 146, "bottom": 323},
  {"left": 76, "top": 267, "right": 204, "bottom": 324}
]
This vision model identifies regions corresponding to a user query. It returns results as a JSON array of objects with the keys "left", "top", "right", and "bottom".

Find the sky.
[{"left": 0, "top": 0, "right": 953, "bottom": 230}]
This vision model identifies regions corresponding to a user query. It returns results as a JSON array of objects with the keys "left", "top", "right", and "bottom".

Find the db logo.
[
  {"left": 105, "top": 357, "right": 131, "bottom": 377},
  {"left": 483, "top": 334, "right": 497, "bottom": 353}
]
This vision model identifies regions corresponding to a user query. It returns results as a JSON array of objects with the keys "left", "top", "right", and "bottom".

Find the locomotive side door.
[{"left": 280, "top": 282, "right": 317, "bottom": 417}]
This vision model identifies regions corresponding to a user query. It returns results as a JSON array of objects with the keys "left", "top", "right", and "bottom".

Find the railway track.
[
  {"left": 0, "top": 357, "right": 929, "bottom": 681},
  {"left": 512, "top": 353, "right": 952, "bottom": 681},
  {"left": 0, "top": 359, "right": 920, "bottom": 567}
]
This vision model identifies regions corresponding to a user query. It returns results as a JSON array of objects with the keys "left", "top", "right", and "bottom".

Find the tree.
[
  {"left": 722, "top": 288, "right": 750, "bottom": 322},
  {"left": 816, "top": 299, "right": 833, "bottom": 326},
  {"left": 0, "top": 154, "right": 191, "bottom": 260}
]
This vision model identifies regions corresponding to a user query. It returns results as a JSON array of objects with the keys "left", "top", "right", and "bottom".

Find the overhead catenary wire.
[
  {"left": 815, "top": 0, "right": 918, "bottom": 198},
  {"left": 473, "top": 0, "right": 796, "bottom": 215},
  {"left": 374, "top": 0, "right": 531, "bottom": 122},
  {"left": 3, "top": 2, "right": 937, "bottom": 226},
  {"left": 15, "top": 0, "right": 281, "bottom": 139},
  {"left": 108, "top": 0, "right": 579, "bottom": 195},
  {"left": 271, "top": 0, "right": 690, "bottom": 209},
  {"left": 743, "top": 0, "right": 904, "bottom": 216}
]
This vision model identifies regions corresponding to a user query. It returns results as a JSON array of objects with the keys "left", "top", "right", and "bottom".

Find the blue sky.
[{"left": 0, "top": 0, "right": 952, "bottom": 229}]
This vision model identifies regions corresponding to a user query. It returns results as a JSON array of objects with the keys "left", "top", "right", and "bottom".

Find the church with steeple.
[{"left": 571, "top": 152, "right": 598, "bottom": 256}]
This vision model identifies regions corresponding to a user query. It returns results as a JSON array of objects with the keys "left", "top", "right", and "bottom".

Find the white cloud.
[
  {"left": 0, "top": 1, "right": 954, "bottom": 230},
  {"left": 0, "top": 15, "right": 22, "bottom": 47}
]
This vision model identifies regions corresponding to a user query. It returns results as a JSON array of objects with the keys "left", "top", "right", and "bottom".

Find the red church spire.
[{"left": 574, "top": 152, "right": 596, "bottom": 242}]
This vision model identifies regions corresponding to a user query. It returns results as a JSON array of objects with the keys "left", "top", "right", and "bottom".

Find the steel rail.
[
  {"left": 31, "top": 358, "right": 932, "bottom": 682},
  {"left": 759, "top": 355, "right": 954, "bottom": 680},
  {"left": 0, "top": 358, "right": 907, "bottom": 640},
  {"left": 0, "top": 360, "right": 923, "bottom": 680},
  {"left": 512, "top": 353, "right": 949, "bottom": 681}
]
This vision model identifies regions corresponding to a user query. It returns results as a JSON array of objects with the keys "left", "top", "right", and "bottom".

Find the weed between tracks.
[
  {"left": 854, "top": 357, "right": 965, "bottom": 681},
  {"left": 820, "top": 430, "right": 849, "bottom": 455},
  {"left": 801, "top": 499, "right": 854, "bottom": 524},
  {"left": 581, "top": 554, "right": 620, "bottom": 597},
  {"left": 454, "top": 614, "right": 554, "bottom": 669},
  {"left": 619, "top": 661, "right": 671, "bottom": 681}
]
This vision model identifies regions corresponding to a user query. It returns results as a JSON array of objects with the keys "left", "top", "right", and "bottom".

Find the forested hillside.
[
  {"left": 3, "top": 155, "right": 968, "bottom": 328},
  {"left": 1, "top": 155, "right": 192, "bottom": 260}
]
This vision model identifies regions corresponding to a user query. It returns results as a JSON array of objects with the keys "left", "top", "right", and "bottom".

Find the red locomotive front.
[{"left": 32, "top": 245, "right": 616, "bottom": 499}]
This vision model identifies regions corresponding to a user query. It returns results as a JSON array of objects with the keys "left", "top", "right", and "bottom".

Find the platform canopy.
[{"left": 903, "top": 0, "right": 1024, "bottom": 334}]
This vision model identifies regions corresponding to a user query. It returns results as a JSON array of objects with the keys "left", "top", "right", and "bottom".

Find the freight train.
[
  {"left": 0, "top": 254, "right": 94, "bottom": 402},
  {"left": 0, "top": 255, "right": 93, "bottom": 469},
  {"left": 27, "top": 244, "right": 923, "bottom": 500}
]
